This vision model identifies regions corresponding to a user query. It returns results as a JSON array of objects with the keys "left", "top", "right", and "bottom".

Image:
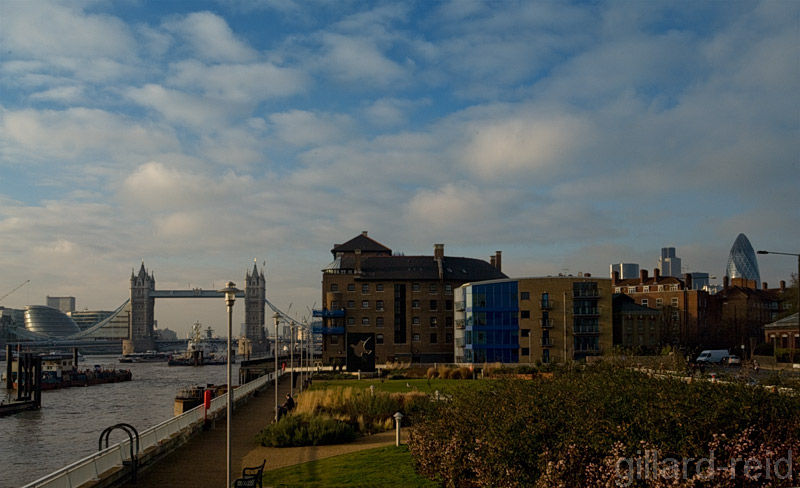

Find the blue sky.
[{"left": 1, "top": 0, "right": 798, "bottom": 338}]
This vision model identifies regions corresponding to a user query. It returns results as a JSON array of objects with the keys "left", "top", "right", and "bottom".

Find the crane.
[{"left": 0, "top": 280, "right": 30, "bottom": 302}]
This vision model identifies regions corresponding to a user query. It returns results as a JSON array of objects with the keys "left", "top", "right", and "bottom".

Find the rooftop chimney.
[
  {"left": 362, "top": 231, "right": 368, "bottom": 237},
  {"left": 684, "top": 273, "right": 692, "bottom": 291},
  {"left": 781, "top": 280, "right": 786, "bottom": 292},
  {"left": 653, "top": 268, "right": 660, "bottom": 281},
  {"left": 434, "top": 243, "right": 444, "bottom": 261},
  {"left": 612, "top": 271, "right": 619, "bottom": 286},
  {"left": 494, "top": 251, "right": 502, "bottom": 272},
  {"left": 723, "top": 275, "right": 729, "bottom": 291},
  {"left": 354, "top": 249, "right": 362, "bottom": 275},
  {"left": 640, "top": 269, "right": 648, "bottom": 285},
  {"left": 762, "top": 282, "right": 768, "bottom": 290}
]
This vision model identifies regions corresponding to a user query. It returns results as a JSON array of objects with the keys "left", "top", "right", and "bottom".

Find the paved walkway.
[{"left": 120, "top": 376, "right": 400, "bottom": 487}]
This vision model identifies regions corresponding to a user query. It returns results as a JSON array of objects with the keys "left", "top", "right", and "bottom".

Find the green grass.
[
  {"left": 307, "top": 377, "right": 478, "bottom": 395},
  {"left": 260, "top": 445, "right": 440, "bottom": 488}
]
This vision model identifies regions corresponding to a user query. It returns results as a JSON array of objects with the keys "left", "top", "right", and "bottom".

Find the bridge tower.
[
  {"left": 123, "top": 262, "right": 157, "bottom": 354},
  {"left": 241, "top": 260, "right": 267, "bottom": 356}
]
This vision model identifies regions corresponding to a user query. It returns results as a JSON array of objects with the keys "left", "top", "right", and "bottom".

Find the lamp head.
[
  {"left": 756, "top": 250, "right": 768, "bottom": 254},
  {"left": 272, "top": 312, "right": 281, "bottom": 325},
  {"left": 218, "top": 281, "right": 240, "bottom": 303}
]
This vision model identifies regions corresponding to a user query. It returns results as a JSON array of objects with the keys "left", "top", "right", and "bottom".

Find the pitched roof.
[
  {"left": 615, "top": 276, "right": 683, "bottom": 287},
  {"left": 334, "top": 255, "right": 506, "bottom": 282},
  {"left": 331, "top": 233, "right": 392, "bottom": 255}
]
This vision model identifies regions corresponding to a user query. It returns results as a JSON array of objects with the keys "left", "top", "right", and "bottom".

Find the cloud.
[
  {"left": 317, "top": 33, "right": 409, "bottom": 86},
  {"left": 164, "top": 11, "right": 258, "bottom": 63},
  {"left": 269, "top": 110, "right": 358, "bottom": 147}
]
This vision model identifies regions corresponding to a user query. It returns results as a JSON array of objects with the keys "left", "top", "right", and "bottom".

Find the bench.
[{"left": 233, "top": 459, "right": 265, "bottom": 488}]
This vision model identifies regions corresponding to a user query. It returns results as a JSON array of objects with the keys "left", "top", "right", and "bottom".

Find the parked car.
[{"left": 726, "top": 355, "right": 741, "bottom": 365}]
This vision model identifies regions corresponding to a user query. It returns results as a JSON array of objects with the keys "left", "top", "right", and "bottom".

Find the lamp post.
[
  {"left": 218, "top": 281, "right": 240, "bottom": 488},
  {"left": 757, "top": 250, "right": 800, "bottom": 358},
  {"left": 289, "top": 321, "right": 295, "bottom": 397},
  {"left": 272, "top": 312, "right": 281, "bottom": 422}
]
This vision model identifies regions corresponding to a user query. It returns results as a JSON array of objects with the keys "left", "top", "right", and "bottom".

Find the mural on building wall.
[{"left": 347, "top": 333, "right": 375, "bottom": 372}]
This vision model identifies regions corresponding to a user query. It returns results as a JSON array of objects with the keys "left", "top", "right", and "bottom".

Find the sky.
[{"left": 1, "top": 0, "right": 798, "bottom": 339}]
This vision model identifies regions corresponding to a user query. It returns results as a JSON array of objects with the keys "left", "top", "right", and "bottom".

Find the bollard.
[
  {"left": 393, "top": 412, "right": 404, "bottom": 446},
  {"left": 370, "top": 384, "right": 375, "bottom": 397},
  {"left": 358, "top": 369, "right": 361, "bottom": 380}
]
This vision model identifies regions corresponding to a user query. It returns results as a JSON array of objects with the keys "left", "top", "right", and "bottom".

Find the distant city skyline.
[{"left": 1, "top": 1, "right": 798, "bottom": 338}]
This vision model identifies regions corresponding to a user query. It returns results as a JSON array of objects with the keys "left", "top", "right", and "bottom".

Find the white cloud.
[
  {"left": 269, "top": 110, "right": 357, "bottom": 147},
  {"left": 164, "top": 11, "right": 258, "bottom": 63},
  {"left": 318, "top": 33, "right": 408, "bottom": 86},
  {"left": 168, "top": 60, "right": 308, "bottom": 102}
]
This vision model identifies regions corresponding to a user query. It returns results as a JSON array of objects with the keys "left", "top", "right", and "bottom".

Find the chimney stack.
[
  {"left": 653, "top": 268, "right": 660, "bottom": 281},
  {"left": 354, "top": 249, "right": 362, "bottom": 275},
  {"left": 723, "top": 276, "right": 729, "bottom": 291},
  {"left": 494, "top": 251, "right": 502, "bottom": 272},
  {"left": 612, "top": 271, "right": 619, "bottom": 286},
  {"left": 434, "top": 243, "right": 444, "bottom": 261},
  {"left": 781, "top": 280, "right": 786, "bottom": 291},
  {"left": 361, "top": 231, "right": 368, "bottom": 237},
  {"left": 640, "top": 269, "right": 648, "bottom": 285},
  {"left": 684, "top": 273, "right": 692, "bottom": 291},
  {"left": 762, "top": 282, "right": 768, "bottom": 290}
]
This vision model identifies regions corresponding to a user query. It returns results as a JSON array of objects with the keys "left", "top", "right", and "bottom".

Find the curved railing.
[{"left": 22, "top": 371, "right": 277, "bottom": 488}]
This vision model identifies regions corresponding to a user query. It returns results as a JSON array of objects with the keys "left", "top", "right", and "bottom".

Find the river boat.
[
  {"left": 168, "top": 322, "right": 229, "bottom": 366},
  {"left": 118, "top": 351, "right": 170, "bottom": 363},
  {"left": 4, "top": 352, "right": 132, "bottom": 390}
]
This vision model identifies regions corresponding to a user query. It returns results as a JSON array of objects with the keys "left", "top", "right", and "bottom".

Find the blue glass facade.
[
  {"left": 726, "top": 233, "right": 761, "bottom": 284},
  {"left": 463, "top": 280, "right": 519, "bottom": 363}
]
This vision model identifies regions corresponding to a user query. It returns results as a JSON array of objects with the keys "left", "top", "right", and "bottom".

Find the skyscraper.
[
  {"left": 658, "top": 247, "right": 682, "bottom": 277},
  {"left": 726, "top": 233, "right": 761, "bottom": 284}
]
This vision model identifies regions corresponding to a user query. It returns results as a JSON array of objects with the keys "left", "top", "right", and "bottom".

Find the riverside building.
[{"left": 315, "top": 232, "right": 506, "bottom": 369}]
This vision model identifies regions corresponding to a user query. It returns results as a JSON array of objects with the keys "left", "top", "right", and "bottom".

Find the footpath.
[{"left": 119, "top": 376, "right": 399, "bottom": 488}]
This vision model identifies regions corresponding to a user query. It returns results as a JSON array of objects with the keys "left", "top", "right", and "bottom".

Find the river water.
[{"left": 0, "top": 356, "right": 241, "bottom": 488}]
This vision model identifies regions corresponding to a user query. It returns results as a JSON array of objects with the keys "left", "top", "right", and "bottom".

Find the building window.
[
  {"left": 445, "top": 316, "right": 453, "bottom": 328},
  {"left": 430, "top": 333, "right": 438, "bottom": 343},
  {"left": 412, "top": 283, "right": 420, "bottom": 291},
  {"left": 430, "top": 283, "right": 437, "bottom": 293},
  {"left": 347, "top": 284, "right": 355, "bottom": 292},
  {"left": 376, "top": 284, "right": 384, "bottom": 291},
  {"left": 658, "top": 286, "right": 664, "bottom": 292},
  {"left": 671, "top": 297, "right": 679, "bottom": 307},
  {"left": 430, "top": 317, "right": 438, "bottom": 327},
  {"left": 331, "top": 335, "right": 338, "bottom": 345},
  {"left": 656, "top": 298, "right": 663, "bottom": 308},
  {"left": 330, "top": 283, "right": 339, "bottom": 292},
  {"left": 521, "top": 291, "right": 530, "bottom": 300},
  {"left": 362, "top": 300, "right": 369, "bottom": 309},
  {"left": 670, "top": 285, "right": 679, "bottom": 291},
  {"left": 347, "top": 300, "right": 355, "bottom": 308},
  {"left": 615, "top": 287, "right": 621, "bottom": 293},
  {"left": 412, "top": 300, "right": 420, "bottom": 309},
  {"left": 362, "top": 284, "right": 369, "bottom": 294},
  {"left": 542, "top": 349, "right": 550, "bottom": 363},
  {"left": 362, "top": 317, "right": 370, "bottom": 326},
  {"left": 376, "top": 300, "right": 384, "bottom": 311},
  {"left": 520, "top": 310, "right": 530, "bottom": 319},
  {"left": 347, "top": 317, "right": 355, "bottom": 325},
  {"left": 376, "top": 334, "right": 384, "bottom": 344},
  {"left": 445, "top": 300, "right": 453, "bottom": 311},
  {"left": 376, "top": 317, "right": 384, "bottom": 327},
  {"left": 641, "top": 299, "right": 648, "bottom": 307},
  {"left": 445, "top": 332, "right": 453, "bottom": 344},
  {"left": 413, "top": 333, "right": 420, "bottom": 342},
  {"left": 412, "top": 316, "right": 420, "bottom": 325},
  {"left": 520, "top": 328, "right": 530, "bottom": 337},
  {"left": 331, "top": 300, "right": 339, "bottom": 309},
  {"left": 627, "top": 287, "right": 636, "bottom": 293},
  {"left": 445, "top": 283, "right": 453, "bottom": 294},
  {"left": 430, "top": 300, "right": 438, "bottom": 311},
  {"left": 643, "top": 286, "right": 649, "bottom": 292},
  {"left": 522, "top": 347, "right": 530, "bottom": 356}
]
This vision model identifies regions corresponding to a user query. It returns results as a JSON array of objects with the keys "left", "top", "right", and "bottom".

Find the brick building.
[{"left": 315, "top": 232, "right": 506, "bottom": 369}]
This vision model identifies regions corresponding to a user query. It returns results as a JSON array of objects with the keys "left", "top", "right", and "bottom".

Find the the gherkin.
[{"left": 726, "top": 233, "right": 761, "bottom": 284}]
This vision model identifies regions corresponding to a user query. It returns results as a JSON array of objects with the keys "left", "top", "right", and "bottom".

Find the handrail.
[{"left": 21, "top": 371, "right": 277, "bottom": 488}]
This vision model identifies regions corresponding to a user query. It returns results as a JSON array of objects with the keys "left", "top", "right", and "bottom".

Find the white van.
[{"left": 696, "top": 350, "right": 729, "bottom": 364}]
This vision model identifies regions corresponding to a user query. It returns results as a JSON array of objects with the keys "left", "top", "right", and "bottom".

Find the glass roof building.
[
  {"left": 725, "top": 233, "right": 761, "bottom": 285},
  {"left": 24, "top": 305, "right": 82, "bottom": 338}
]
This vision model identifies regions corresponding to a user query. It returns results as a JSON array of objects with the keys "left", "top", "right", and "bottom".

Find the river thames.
[{"left": 0, "top": 356, "right": 242, "bottom": 488}]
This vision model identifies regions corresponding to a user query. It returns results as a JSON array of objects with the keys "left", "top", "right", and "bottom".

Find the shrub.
[
  {"left": 256, "top": 413, "right": 356, "bottom": 447},
  {"left": 426, "top": 367, "right": 438, "bottom": 379}
]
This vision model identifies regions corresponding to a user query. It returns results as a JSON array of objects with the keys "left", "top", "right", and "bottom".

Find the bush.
[
  {"left": 256, "top": 413, "right": 356, "bottom": 447},
  {"left": 408, "top": 363, "right": 800, "bottom": 487}
]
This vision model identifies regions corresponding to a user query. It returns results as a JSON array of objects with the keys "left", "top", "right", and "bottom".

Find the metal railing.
[{"left": 22, "top": 371, "right": 278, "bottom": 488}]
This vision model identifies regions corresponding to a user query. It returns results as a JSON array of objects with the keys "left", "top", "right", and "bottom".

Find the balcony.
[
  {"left": 455, "top": 319, "right": 466, "bottom": 329},
  {"left": 541, "top": 337, "right": 553, "bottom": 347},
  {"left": 540, "top": 318, "right": 554, "bottom": 328},
  {"left": 455, "top": 301, "right": 465, "bottom": 312},
  {"left": 573, "top": 289, "right": 601, "bottom": 299},
  {"left": 312, "top": 309, "right": 345, "bottom": 318},
  {"left": 573, "top": 307, "right": 599, "bottom": 316},
  {"left": 312, "top": 326, "right": 345, "bottom": 335},
  {"left": 573, "top": 326, "right": 602, "bottom": 334},
  {"left": 540, "top": 300, "right": 554, "bottom": 310}
]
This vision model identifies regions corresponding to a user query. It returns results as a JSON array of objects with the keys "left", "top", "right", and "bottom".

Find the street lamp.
[
  {"left": 218, "top": 281, "right": 240, "bottom": 488},
  {"left": 272, "top": 312, "right": 281, "bottom": 422},
  {"left": 757, "top": 250, "right": 800, "bottom": 355}
]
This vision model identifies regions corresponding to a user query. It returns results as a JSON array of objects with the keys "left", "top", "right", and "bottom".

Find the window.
[
  {"left": 643, "top": 286, "right": 650, "bottom": 292},
  {"left": 376, "top": 317, "right": 384, "bottom": 327},
  {"left": 331, "top": 301, "right": 339, "bottom": 309},
  {"left": 542, "top": 349, "right": 550, "bottom": 363},
  {"left": 330, "top": 283, "right": 339, "bottom": 292},
  {"left": 445, "top": 332, "right": 453, "bottom": 344},
  {"left": 430, "top": 283, "right": 437, "bottom": 293},
  {"left": 331, "top": 335, "right": 338, "bottom": 344},
  {"left": 445, "top": 283, "right": 453, "bottom": 294},
  {"left": 656, "top": 298, "right": 663, "bottom": 308},
  {"left": 412, "top": 300, "right": 420, "bottom": 309},
  {"left": 412, "top": 283, "right": 420, "bottom": 291},
  {"left": 658, "top": 285, "right": 664, "bottom": 292},
  {"left": 615, "top": 287, "right": 622, "bottom": 293},
  {"left": 347, "top": 300, "right": 355, "bottom": 308},
  {"left": 362, "top": 317, "right": 370, "bottom": 326},
  {"left": 430, "top": 300, "right": 438, "bottom": 311},
  {"left": 520, "top": 310, "right": 530, "bottom": 319},
  {"left": 347, "top": 317, "right": 355, "bottom": 325},
  {"left": 670, "top": 285, "right": 679, "bottom": 291},
  {"left": 522, "top": 347, "right": 530, "bottom": 356},
  {"left": 445, "top": 316, "right": 453, "bottom": 328},
  {"left": 671, "top": 297, "right": 679, "bottom": 307},
  {"left": 430, "top": 333, "right": 438, "bottom": 344},
  {"left": 362, "top": 284, "right": 369, "bottom": 294},
  {"left": 347, "top": 284, "right": 355, "bottom": 292},
  {"left": 376, "top": 284, "right": 384, "bottom": 292},
  {"left": 641, "top": 299, "right": 648, "bottom": 307},
  {"left": 445, "top": 300, "right": 453, "bottom": 311},
  {"left": 412, "top": 316, "right": 420, "bottom": 325},
  {"left": 520, "top": 328, "right": 530, "bottom": 337},
  {"left": 627, "top": 287, "right": 636, "bottom": 293},
  {"left": 376, "top": 334, "right": 384, "bottom": 344},
  {"left": 376, "top": 300, "right": 384, "bottom": 311},
  {"left": 521, "top": 291, "right": 530, "bottom": 300},
  {"left": 413, "top": 333, "right": 420, "bottom": 342},
  {"left": 671, "top": 310, "right": 680, "bottom": 321},
  {"left": 362, "top": 300, "right": 369, "bottom": 309},
  {"left": 430, "top": 317, "right": 438, "bottom": 327}
]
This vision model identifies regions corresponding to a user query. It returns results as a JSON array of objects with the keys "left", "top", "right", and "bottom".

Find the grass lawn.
[
  {"left": 307, "top": 377, "right": 478, "bottom": 395},
  {"left": 260, "top": 445, "right": 440, "bottom": 488}
]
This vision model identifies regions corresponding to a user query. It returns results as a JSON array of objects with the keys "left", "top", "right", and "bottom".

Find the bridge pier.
[{"left": 122, "top": 338, "right": 156, "bottom": 355}]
